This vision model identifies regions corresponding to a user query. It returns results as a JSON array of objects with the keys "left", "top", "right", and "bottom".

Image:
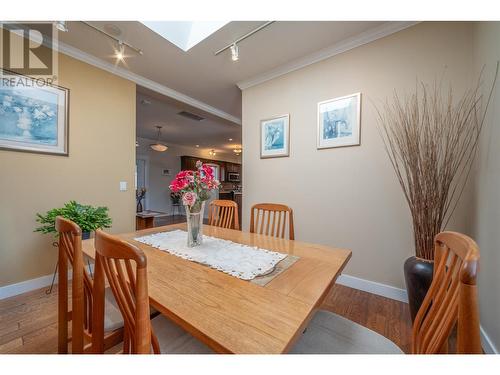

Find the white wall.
[
  {"left": 471, "top": 22, "right": 500, "bottom": 353},
  {"left": 241, "top": 22, "right": 475, "bottom": 289},
  {"left": 136, "top": 137, "right": 241, "bottom": 215}
]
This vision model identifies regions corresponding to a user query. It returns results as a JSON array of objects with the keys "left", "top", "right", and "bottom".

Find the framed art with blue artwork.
[
  {"left": 260, "top": 114, "right": 289, "bottom": 158},
  {"left": 317, "top": 92, "right": 361, "bottom": 149},
  {"left": 0, "top": 70, "right": 69, "bottom": 156}
]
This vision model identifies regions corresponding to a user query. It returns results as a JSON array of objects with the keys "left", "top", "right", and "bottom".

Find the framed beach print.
[
  {"left": 0, "top": 70, "right": 69, "bottom": 156},
  {"left": 317, "top": 92, "right": 361, "bottom": 149},
  {"left": 260, "top": 114, "right": 290, "bottom": 158}
]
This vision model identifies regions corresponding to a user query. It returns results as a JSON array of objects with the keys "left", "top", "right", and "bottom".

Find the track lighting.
[
  {"left": 116, "top": 42, "right": 125, "bottom": 61},
  {"left": 80, "top": 22, "right": 143, "bottom": 60},
  {"left": 233, "top": 148, "right": 242, "bottom": 155},
  {"left": 209, "top": 149, "right": 217, "bottom": 156},
  {"left": 55, "top": 21, "right": 68, "bottom": 32},
  {"left": 230, "top": 43, "right": 239, "bottom": 62}
]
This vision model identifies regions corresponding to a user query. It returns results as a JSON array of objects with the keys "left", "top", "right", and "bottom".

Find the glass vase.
[{"left": 185, "top": 201, "right": 205, "bottom": 247}]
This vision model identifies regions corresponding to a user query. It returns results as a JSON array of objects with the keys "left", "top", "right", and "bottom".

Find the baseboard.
[
  {"left": 480, "top": 325, "right": 498, "bottom": 354},
  {"left": 0, "top": 264, "right": 91, "bottom": 300},
  {"left": 337, "top": 274, "right": 409, "bottom": 303},
  {"left": 0, "top": 273, "right": 57, "bottom": 300}
]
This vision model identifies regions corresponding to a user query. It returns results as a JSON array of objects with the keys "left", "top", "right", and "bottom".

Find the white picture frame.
[
  {"left": 260, "top": 114, "right": 290, "bottom": 159},
  {"left": 0, "top": 69, "right": 69, "bottom": 156},
  {"left": 317, "top": 92, "right": 361, "bottom": 149}
]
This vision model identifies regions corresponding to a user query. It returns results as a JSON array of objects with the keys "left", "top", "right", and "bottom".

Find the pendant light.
[{"left": 150, "top": 126, "right": 168, "bottom": 152}]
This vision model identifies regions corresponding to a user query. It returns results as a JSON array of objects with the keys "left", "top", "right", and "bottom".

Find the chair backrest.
[
  {"left": 92, "top": 230, "right": 154, "bottom": 354},
  {"left": 56, "top": 216, "right": 91, "bottom": 354},
  {"left": 250, "top": 203, "right": 294, "bottom": 240},
  {"left": 208, "top": 199, "right": 239, "bottom": 230},
  {"left": 412, "top": 231, "right": 481, "bottom": 354}
]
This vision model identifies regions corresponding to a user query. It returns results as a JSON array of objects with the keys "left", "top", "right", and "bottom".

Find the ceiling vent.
[{"left": 177, "top": 111, "right": 205, "bottom": 121}]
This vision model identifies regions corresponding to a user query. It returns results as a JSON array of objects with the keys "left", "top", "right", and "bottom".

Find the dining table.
[{"left": 82, "top": 223, "right": 351, "bottom": 354}]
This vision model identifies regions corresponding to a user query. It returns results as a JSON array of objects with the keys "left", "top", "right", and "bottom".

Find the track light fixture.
[
  {"left": 55, "top": 21, "right": 68, "bottom": 32},
  {"left": 116, "top": 41, "right": 125, "bottom": 61},
  {"left": 80, "top": 22, "right": 143, "bottom": 61},
  {"left": 214, "top": 21, "right": 274, "bottom": 62},
  {"left": 230, "top": 43, "right": 239, "bottom": 62}
]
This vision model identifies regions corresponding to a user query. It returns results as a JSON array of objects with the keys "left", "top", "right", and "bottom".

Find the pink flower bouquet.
[{"left": 169, "top": 161, "right": 220, "bottom": 213}]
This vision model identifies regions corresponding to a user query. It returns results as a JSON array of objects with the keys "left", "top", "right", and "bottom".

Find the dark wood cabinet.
[{"left": 181, "top": 156, "right": 241, "bottom": 182}]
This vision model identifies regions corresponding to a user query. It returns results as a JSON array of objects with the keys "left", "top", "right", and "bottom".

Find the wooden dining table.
[{"left": 82, "top": 223, "right": 351, "bottom": 354}]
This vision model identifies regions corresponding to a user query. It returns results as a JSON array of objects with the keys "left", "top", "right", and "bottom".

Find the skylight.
[{"left": 140, "top": 21, "right": 229, "bottom": 51}]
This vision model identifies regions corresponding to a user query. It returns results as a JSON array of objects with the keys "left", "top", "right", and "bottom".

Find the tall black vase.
[{"left": 404, "top": 256, "right": 434, "bottom": 322}]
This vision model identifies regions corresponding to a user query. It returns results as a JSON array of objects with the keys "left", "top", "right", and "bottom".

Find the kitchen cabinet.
[{"left": 181, "top": 156, "right": 241, "bottom": 180}]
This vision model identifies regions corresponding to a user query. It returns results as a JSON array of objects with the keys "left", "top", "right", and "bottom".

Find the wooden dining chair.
[
  {"left": 291, "top": 231, "right": 481, "bottom": 354},
  {"left": 56, "top": 217, "right": 123, "bottom": 354},
  {"left": 208, "top": 199, "right": 239, "bottom": 230},
  {"left": 250, "top": 203, "right": 294, "bottom": 240},
  {"left": 412, "top": 231, "right": 481, "bottom": 354},
  {"left": 91, "top": 229, "right": 212, "bottom": 354}
]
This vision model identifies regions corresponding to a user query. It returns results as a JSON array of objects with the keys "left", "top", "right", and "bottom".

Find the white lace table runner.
[{"left": 134, "top": 230, "right": 288, "bottom": 281}]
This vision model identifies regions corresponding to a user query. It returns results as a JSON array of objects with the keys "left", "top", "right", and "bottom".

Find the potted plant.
[
  {"left": 169, "top": 161, "right": 220, "bottom": 247},
  {"left": 376, "top": 67, "right": 497, "bottom": 321},
  {"left": 35, "top": 200, "right": 112, "bottom": 240}
]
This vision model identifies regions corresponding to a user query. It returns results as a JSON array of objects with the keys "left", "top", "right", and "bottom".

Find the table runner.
[{"left": 134, "top": 230, "right": 289, "bottom": 281}]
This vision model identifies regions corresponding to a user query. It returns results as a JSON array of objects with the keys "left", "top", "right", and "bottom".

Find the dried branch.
[{"left": 376, "top": 63, "right": 498, "bottom": 260}]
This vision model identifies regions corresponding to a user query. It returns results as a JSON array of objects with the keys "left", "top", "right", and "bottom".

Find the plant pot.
[
  {"left": 82, "top": 231, "right": 91, "bottom": 240},
  {"left": 185, "top": 201, "right": 205, "bottom": 247},
  {"left": 404, "top": 256, "right": 434, "bottom": 322}
]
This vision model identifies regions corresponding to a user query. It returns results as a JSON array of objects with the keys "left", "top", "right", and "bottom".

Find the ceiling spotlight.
[
  {"left": 233, "top": 149, "right": 242, "bottom": 156},
  {"left": 209, "top": 149, "right": 216, "bottom": 156},
  {"left": 195, "top": 144, "right": 200, "bottom": 148},
  {"left": 55, "top": 21, "right": 68, "bottom": 32},
  {"left": 150, "top": 126, "right": 168, "bottom": 152},
  {"left": 230, "top": 43, "right": 239, "bottom": 62},
  {"left": 228, "top": 138, "right": 233, "bottom": 141},
  {"left": 116, "top": 42, "right": 125, "bottom": 61}
]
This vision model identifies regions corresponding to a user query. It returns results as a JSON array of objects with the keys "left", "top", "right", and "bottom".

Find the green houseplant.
[{"left": 35, "top": 200, "right": 112, "bottom": 239}]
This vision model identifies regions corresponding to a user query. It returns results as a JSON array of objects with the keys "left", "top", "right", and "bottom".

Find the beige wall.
[
  {"left": 242, "top": 22, "right": 476, "bottom": 289},
  {"left": 0, "top": 53, "right": 136, "bottom": 286},
  {"left": 136, "top": 137, "right": 241, "bottom": 215},
  {"left": 472, "top": 22, "right": 500, "bottom": 353}
]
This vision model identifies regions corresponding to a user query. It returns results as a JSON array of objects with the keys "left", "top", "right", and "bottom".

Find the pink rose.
[
  {"left": 182, "top": 192, "right": 198, "bottom": 207},
  {"left": 169, "top": 178, "right": 188, "bottom": 192}
]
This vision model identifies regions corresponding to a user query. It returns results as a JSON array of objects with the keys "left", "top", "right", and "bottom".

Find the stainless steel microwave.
[{"left": 227, "top": 172, "right": 240, "bottom": 182}]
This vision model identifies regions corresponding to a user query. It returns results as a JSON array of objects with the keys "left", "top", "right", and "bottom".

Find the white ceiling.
[
  {"left": 136, "top": 87, "right": 242, "bottom": 153},
  {"left": 59, "top": 21, "right": 387, "bottom": 119},
  {"left": 58, "top": 21, "right": 403, "bottom": 155}
]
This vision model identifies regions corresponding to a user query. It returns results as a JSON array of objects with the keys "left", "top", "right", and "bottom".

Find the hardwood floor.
[{"left": 0, "top": 282, "right": 412, "bottom": 354}]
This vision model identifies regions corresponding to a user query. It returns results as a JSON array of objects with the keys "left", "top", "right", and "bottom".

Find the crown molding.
[
  {"left": 237, "top": 21, "right": 420, "bottom": 90},
  {"left": 57, "top": 41, "right": 242, "bottom": 125}
]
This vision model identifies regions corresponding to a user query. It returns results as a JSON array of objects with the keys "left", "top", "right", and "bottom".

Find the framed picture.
[
  {"left": 317, "top": 92, "right": 361, "bottom": 149},
  {"left": 0, "top": 70, "right": 69, "bottom": 156},
  {"left": 260, "top": 114, "right": 290, "bottom": 158}
]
